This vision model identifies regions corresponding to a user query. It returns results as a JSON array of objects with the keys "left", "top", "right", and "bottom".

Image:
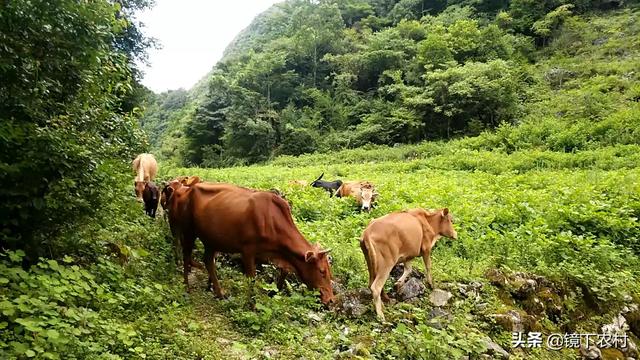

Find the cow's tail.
[
  {"left": 335, "top": 181, "right": 344, "bottom": 198},
  {"left": 360, "top": 232, "right": 377, "bottom": 283}
]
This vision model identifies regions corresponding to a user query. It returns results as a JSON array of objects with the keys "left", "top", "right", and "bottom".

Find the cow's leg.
[
  {"left": 370, "top": 264, "right": 394, "bottom": 321},
  {"left": 174, "top": 238, "right": 181, "bottom": 267},
  {"left": 240, "top": 251, "right": 258, "bottom": 308},
  {"left": 394, "top": 262, "right": 412, "bottom": 289},
  {"left": 422, "top": 248, "right": 433, "bottom": 288},
  {"left": 364, "top": 255, "right": 374, "bottom": 288},
  {"left": 241, "top": 251, "right": 257, "bottom": 278},
  {"left": 276, "top": 268, "right": 289, "bottom": 293},
  {"left": 181, "top": 235, "right": 194, "bottom": 292},
  {"left": 204, "top": 247, "right": 224, "bottom": 298}
]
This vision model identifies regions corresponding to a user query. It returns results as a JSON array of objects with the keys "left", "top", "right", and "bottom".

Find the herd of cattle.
[{"left": 132, "top": 153, "right": 458, "bottom": 320}]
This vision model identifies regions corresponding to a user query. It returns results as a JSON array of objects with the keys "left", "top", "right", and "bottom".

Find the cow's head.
[
  {"left": 134, "top": 181, "right": 146, "bottom": 202},
  {"left": 160, "top": 180, "right": 181, "bottom": 210},
  {"left": 181, "top": 176, "right": 201, "bottom": 186},
  {"left": 302, "top": 246, "right": 335, "bottom": 305},
  {"left": 144, "top": 182, "right": 158, "bottom": 200},
  {"left": 359, "top": 182, "right": 377, "bottom": 211},
  {"left": 438, "top": 208, "right": 458, "bottom": 239},
  {"left": 310, "top": 172, "right": 324, "bottom": 188}
]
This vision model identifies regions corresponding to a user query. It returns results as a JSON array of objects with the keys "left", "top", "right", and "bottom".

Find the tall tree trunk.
[{"left": 313, "top": 42, "right": 317, "bottom": 87}]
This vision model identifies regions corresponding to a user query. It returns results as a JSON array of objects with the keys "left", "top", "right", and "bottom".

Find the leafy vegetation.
[
  {"left": 2, "top": 0, "right": 640, "bottom": 359},
  {"left": 141, "top": 0, "right": 638, "bottom": 167},
  {"left": 0, "top": 0, "right": 152, "bottom": 259}
]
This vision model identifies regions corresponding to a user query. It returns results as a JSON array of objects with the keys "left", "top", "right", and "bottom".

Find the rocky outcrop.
[
  {"left": 397, "top": 277, "right": 426, "bottom": 301},
  {"left": 429, "top": 289, "right": 453, "bottom": 307}
]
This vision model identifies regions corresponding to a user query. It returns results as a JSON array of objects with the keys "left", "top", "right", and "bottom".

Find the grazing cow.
[
  {"left": 142, "top": 182, "right": 159, "bottom": 218},
  {"left": 177, "top": 182, "right": 335, "bottom": 304},
  {"left": 336, "top": 181, "right": 379, "bottom": 211},
  {"left": 132, "top": 153, "right": 158, "bottom": 202},
  {"left": 310, "top": 172, "right": 343, "bottom": 197},
  {"left": 360, "top": 208, "right": 458, "bottom": 320}
]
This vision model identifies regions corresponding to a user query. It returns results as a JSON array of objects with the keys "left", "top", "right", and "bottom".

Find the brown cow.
[
  {"left": 360, "top": 208, "right": 458, "bottom": 320},
  {"left": 178, "top": 183, "right": 335, "bottom": 304},
  {"left": 336, "top": 181, "right": 378, "bottom": 211}
]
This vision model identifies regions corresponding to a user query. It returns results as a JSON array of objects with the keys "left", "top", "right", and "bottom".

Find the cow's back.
[
  {"left": 364, "top": 212, "right": 424, "bottom": 261},
  {"left": 188, "top": 183, "right": 286, "bottom": 253},
  {"left": 338, "top": 181, "right": 358, "bottom": 197}
]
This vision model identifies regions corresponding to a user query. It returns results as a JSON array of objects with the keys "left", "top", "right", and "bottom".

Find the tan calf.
[
  {"left": 360, "top": 208, "right": 458, "bottom": 320},
  {"left": 336, "top": 181, "right": 378, "bottom": 211},
  {"left": 132, "top": 153, "right": 158, "bottom": 202}
]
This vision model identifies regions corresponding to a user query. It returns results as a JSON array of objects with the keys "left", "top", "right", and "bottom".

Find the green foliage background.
[{"left": 141, "top": 0, "right": 640, "bottom": 167}]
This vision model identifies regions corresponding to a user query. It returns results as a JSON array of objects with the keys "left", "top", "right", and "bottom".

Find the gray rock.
[
  {"left": 623, "top": 338, "right": 638, "bottom": 357},
  {"left": 592, "top": 37, "right": 608, "bottom": 46},
  {"left": 429, "top": 289, "right": 453, "bottom": 307},
  {"left": 580, "top": 345, "right": 601, "bottom": 359},
  {"left": 458, "top": 282, "right": 482, "bottom": 299},
  {"left": 398, "top": 277, "right": 426, "bottom": 301},
  {"left": 469, "top": 281, "right": 483, "bottom": 290},
  {"left": 493, "top": 310, "right": 524, "bottom": 332},
  {"left": 427, "top": 320, "right": 445, "bottom": 330},
  {"left": 427, "top": 308, "right": 451, "bottom": 330},
  {"left": 342, "top": 298, "right": 368, "bottom": 317},
  {"left": 475, "top": 303, "right": 489, "bottom": 311},
  {"left": 332, "top": 280, "right": 346, "bottom": 294},
  {"left": 263, "top": 348, "right": 278, "bottom": 358},
  {"left": 337, "top": 288, "right": 371, "bottom": 317},
  {"left": 307, "top": 312, "right": 323, "bottom": 322},
  {"left": 429, "top": 308, "right": 450, "bottom": 320},
  {"left": 483, "top": 337, "right": 510, "bottom": 359},
  {"left": 602, "top": 313, "right": 628, "bottom": 334},
  {"left": 510, "top": 274, "right": 537, "bottom": 298}
]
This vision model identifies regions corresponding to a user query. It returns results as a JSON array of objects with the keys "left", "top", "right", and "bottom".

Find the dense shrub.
[{"left": 0, "top": 0, "right": 150, "bottom": 259}]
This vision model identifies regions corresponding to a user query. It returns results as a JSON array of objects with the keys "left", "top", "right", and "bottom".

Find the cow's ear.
[
  {"left": 305, "top": 251, "right": 317, "bottom": 262},
  {"left": 442, "top": 208, "right": 449, "bottom": 216}
]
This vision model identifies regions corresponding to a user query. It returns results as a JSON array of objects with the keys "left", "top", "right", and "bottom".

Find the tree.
[
  {"left": 532, "top": 4, "right": 574, "bottom": 46},
  {"left": 415, "top": 60, "right": 521, "bottom": 137},
  {"left": 0, "top": 0, "right": 151, "bottom": 259}
]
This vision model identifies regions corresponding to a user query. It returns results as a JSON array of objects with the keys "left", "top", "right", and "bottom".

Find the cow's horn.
[{"left": 319, "top": 248, "right": 332, "bottom": 254}]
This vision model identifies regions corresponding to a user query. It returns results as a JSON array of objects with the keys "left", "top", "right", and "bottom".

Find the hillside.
[{"left": 140, "top": 0, "right": 639, "bottom": 167}]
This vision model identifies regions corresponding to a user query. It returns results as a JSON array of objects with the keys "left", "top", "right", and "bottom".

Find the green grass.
[{"left": 154, "top": 145, "right": 640, "bottom": 359}]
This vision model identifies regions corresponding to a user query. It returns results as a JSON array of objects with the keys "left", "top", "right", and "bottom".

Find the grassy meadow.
[{"left": 154, "top": 141, "right": 640, "bottom": 359}]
